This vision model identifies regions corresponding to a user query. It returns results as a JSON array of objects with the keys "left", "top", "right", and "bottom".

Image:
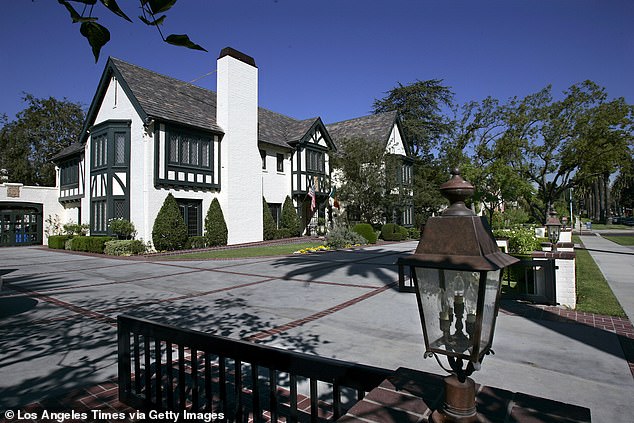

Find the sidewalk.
[{"left": 579, "top": 233, "right": 634, "bottom": 321}]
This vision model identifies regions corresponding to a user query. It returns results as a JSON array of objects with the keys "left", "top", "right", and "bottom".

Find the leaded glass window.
[{"left": 167, "top": 128, "right": 213, "bottom": 171}]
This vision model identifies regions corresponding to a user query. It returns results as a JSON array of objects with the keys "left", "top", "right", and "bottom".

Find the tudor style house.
[{"left": 43, "top": 47, "right": 412, "bottom": 247}]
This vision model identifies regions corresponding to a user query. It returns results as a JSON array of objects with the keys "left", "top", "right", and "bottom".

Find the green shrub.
[
  {"left": 381, "top": 223, "right": 404, "bottom": 241},
  {"left": 263, "top": 198, "right": 277, "bottom": 241},
  {"left": 48, "top": 235, "right": 72, "bottom": 249},
  {"left": 69, "top": 236, "right": 113, "bottom": 253},
  {"left": 63, "top": 223, "right": 89, "bottom": 236},
  {"left": 281, "top": 196, "right": 301, "bottom": 237},
  {"left": 187, "top": 236, "right": 207, "bottom": 249},
  {"left": 353, "top": 223, "right": 378, "bottom": 244},
  {"left": 408, "top": 227, "right": 421, "bottom": 240},
  {"left": 104, "top": 240, "right": 147, "bottom": 256},
  {"left": 326, "top": 226, "right": 367, "bottom": 249},
  {"left": 108, "top": 218, "right": 136, "bottom": 239},
  {"left": 493, "top": 227, "right": 541, "bottom": 254},
  {"left": 398, "top": 225, "right": 409, "bottom": 239},
  {"left": 152, "top": 193, "right": 189, "bottom": 251},
  {"left": 205, "top": 198, "right": 228, "bottom": 247},
  {"left": 65, "top": 238, "right": 74, "bottom": 250},
  {"left": 275, "top": 228, "right": 294, "bottom": 239}
]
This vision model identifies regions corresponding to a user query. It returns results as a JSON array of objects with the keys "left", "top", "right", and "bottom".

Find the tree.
[
  {"left": 152, "top": 193, "right": 188, "bottom": 251},
  {"left": 373, "top": 80, "right": 457, "bottom": 225},
  {"left": 280, "top": 196, "right": 301, "bottom": 237},
  {"left": 262, "top": 198, "right": 277, "bottom": 241},
  {"left": 204, "top": 198, "right": 228, "bottom": 247},
  {"left": 499, "top": 81, "right": 633, "bottom": 223},
  {"left": 330, "top": 137, "right": 394, "bottom": 225},
  {"left": 0, "top": 94, "right": 85, "bottom": 186},
  {"left": 56, "top": 0, "right": 206, "bottom": 62}
]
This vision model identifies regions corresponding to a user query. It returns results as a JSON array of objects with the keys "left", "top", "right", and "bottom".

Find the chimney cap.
[{"left": 218, "top": 47, "right": 257, "bottom": 68}]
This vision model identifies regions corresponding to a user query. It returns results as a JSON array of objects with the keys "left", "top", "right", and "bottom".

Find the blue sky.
[{"left": 1, "top": 0, "right": 633, "bottom": 125}]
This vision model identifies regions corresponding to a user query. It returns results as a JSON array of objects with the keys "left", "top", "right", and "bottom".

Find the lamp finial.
[{"left": 440, "top": 168, "right": 475, "bottom": 216}]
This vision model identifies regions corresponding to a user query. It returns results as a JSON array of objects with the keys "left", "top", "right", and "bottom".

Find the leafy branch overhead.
[{"left": 57, "top": 0, "right": 207, "bottom": 62}]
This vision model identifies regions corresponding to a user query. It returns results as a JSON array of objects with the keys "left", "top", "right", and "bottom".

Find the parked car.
[{"left": 623, "top": 217, "right": 634, "bottom": 226}]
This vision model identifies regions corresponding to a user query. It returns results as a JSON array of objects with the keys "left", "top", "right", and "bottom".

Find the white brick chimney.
[{"left": 216, "top": 47, "right": 263, "bottom": 244}]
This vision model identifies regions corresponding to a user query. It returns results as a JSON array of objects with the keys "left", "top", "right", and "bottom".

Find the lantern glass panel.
[
  {"left": 478, "top": 270, "right": 501, "bottom": 355},
  {"left": 415, "top": 267, "right": 481, "bottom": 359}
]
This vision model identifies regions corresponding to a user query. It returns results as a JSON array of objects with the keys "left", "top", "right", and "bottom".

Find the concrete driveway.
[{"left": 1, "top": 242, "right": 633, "bottom": 422}]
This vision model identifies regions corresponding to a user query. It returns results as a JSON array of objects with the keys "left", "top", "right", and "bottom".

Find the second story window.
[
  {"left": 306, "top": 149, "right": 325, "bottom": 173},
  {"left": 277, "top": 153, "right": 284, "bottom": 172},
  {"left": 60, "top": 158, "right": 79, "bottom": 187},
  {"left": 168, "top": 128, "right": 212, "bottom": 170}
]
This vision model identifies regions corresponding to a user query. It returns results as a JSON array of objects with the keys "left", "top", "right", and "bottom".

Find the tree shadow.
[{"left": 268, "top": 247, "right": 408, "bottom": 290}]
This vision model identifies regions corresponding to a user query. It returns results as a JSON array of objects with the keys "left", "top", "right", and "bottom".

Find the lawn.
[
  {"left": 574, "top": 235, "right": 626, "bottom": 317},
  {"left": 158, "top": 241, "right": 325, "bottom": 260},
  {"left": 602, "top": 235, "right": 634, "bottom": 246}
]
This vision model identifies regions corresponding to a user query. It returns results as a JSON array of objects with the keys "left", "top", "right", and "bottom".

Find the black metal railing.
[
  {"left": 118, "top": 315, "right": 392, "bottom": 422},
  {"left": 397, "top": 258, "right": 557, "bottom": 306}
]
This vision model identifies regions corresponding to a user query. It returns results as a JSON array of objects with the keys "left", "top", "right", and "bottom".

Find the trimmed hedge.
[
  {"left": 69, "top": 236, "right": 113, "bottom": 253},
  {"left": 205, "top": 198, "right": 228, "bottom": 247},
  {"left": 48, "top": 235, "right": 72, "bottom": 249},
  {"left": 353, "top": 223, "right": 378, "bottom": 244},
  {"left": 152, "top": 193, "right": 189, "bottom": 251},
  {"left": 263, "top": 198, "right": 277, "bottom": 241},
  {"left": 104, "top": 240, "right": 147, "bottom": 256},
  {"left": 381, "top": 223, "right": 405, "bottom": 241}
]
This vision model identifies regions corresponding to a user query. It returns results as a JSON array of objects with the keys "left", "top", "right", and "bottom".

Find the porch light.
[
  {"left": 545, "top": 207, "right": 562, "bottom": 250},
  {"left": 398, "top": 169, "right": 518, "bottom": 422}
]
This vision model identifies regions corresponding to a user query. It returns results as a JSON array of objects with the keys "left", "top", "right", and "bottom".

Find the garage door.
[{"left": 0, "top": 203, "right": 43, "bottom": 247}]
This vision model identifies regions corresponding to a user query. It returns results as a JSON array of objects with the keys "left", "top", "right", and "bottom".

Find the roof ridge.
[{"left": 328, "top": 110, "right": 396, "bottom": 125}]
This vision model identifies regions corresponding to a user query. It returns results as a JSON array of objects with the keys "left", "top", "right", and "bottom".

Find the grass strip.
[
  {"left": 575, "top": 236, "right": 626, "bottom": 317},
  {"left": 158, "top": 242, "right": 325, "bottom": 260},
  {"left": 602, "top": 235, "right": 634, "bottom": 246}
]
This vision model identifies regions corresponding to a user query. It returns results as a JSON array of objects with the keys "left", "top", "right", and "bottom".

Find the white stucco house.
[{"left": 1, "top": 47, "right": 413, "bottom": 247}]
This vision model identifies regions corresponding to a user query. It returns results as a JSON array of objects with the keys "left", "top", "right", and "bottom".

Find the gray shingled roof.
[
  {"left": 326, "top": 111, "right": 397, "bottom": 145},
  {"left": 111, "top": 58, "right": 222, "bottom": 133},
  {"left": 51, "top": 142, "right": 84, "bottom": 163},
  {"left": 102, "top": 58, "right": 393, "bottom": 153}
]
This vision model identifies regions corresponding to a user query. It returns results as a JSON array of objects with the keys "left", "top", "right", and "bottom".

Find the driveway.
[{"left": 1, "top": 243, "right": 633, "bottom": 422}]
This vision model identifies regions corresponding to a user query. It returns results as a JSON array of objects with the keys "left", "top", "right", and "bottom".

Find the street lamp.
[
  {"left": 545, "top": 207, "right": 562, "bottom": 251},
  {"left": 398, "top": 169, "right": 518, "bottom": 423}
]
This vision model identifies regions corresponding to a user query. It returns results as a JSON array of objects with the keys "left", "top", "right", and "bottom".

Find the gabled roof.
[
  {"left": 326, "top": 111, "right": 398, "bottom": 145},
  {"left": 81, "top": 57, "right": 328, "bottom": 151}
]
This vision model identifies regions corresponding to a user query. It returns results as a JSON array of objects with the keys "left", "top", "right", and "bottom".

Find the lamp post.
[
  {"left": 398, "top": 169, "right": 518, "bottom": 423},
  {"left": 545, "top": 207, "right": 562, "bottom": 251}
]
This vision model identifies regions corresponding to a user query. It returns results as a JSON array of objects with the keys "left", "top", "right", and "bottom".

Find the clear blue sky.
[{"left": 1, "top": 0, "right": 632, "bottom": 125}]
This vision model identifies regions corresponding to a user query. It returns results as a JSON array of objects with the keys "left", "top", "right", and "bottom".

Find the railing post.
[{"left": 117, "top": 316, "right": 132, "bottom": 403}]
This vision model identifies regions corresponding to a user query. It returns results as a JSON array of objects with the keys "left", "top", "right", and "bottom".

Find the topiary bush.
[
  {"left": 48, "top": 235, "right": 72, "bottom": 249},
  {"left": 152, "top": 193, "right": 189, "bottom": 251},
  {"left": 326, "top": 226, "right": 367, "bottom": 250},
  {"left": 108, "top": 218, "right": 136, "bottom": 239},
  {"left": 187, "top": 236, "right": 207, "bottom": 249},
  {"left": 353, "top": 223, "right": 378, "bottom": 244},
  {"left": 104, "top": 240, "right": 147, "bottom": 256},
  {"left": 398, "top": 225, "right": 409, "bottom": 239},
  {"left": 205, "top": 198, "right": 228, "bottom": 247},
  {"left": 69, "top": 236, "right": 113, "bottom": 253},
  {"left": 281, "top": 196, "right": 301, "bottom": 237},
  {"left": 263, "top": 197, "right": 277, "bottom": 241},
  {"left": 381, "top": 223, "right": 404, "bottom": 241}
]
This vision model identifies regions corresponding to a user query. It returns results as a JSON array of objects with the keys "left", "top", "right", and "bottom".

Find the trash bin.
[{"left": 585, "top": 222, "right": 592, "bottom": 229}]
